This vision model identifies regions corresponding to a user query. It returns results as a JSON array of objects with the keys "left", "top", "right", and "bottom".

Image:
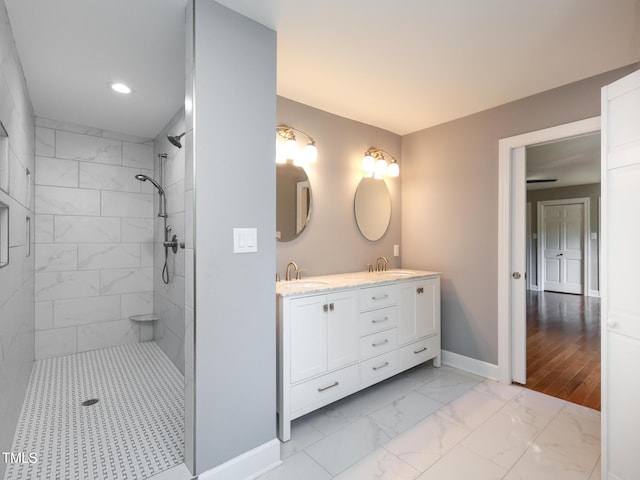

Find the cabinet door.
[
  {"left": 398, "top": 282, "right": 419, "bottom": 345},
  {"left": 290, "top": 295, "right": 327, "bottom": 383},
  {"left": 327, "top": 291, "right": 359, "bottom": 371},
  {"left": 398, "top": 278, "right": 439, "bottom": 345},
  {"left": 415, "top": 278, "right": 439, "bottom": 338}
]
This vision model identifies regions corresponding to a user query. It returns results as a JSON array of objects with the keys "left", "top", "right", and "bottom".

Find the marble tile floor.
[{"left": 260, "top": 362, "right": 601, "bottom": 480}]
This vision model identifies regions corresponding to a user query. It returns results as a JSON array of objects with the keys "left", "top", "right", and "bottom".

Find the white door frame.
[
  {"left": 526, "top": 202, "right": 535, "bottom": 291},
  {"left": 497, "top": 116, "right": 600, "bottom": 384},
  {"left": 537, "top": 197, "right": 591, "bottom": 296}
]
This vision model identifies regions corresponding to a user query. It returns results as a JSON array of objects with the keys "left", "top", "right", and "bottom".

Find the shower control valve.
[{"left": 163, "top": 235, "right": 179, "bottom": 254}]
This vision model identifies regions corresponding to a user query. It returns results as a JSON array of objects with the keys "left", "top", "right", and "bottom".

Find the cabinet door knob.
[
  {"left": 417, "top": 287, "right": 424, "bottom": 294},
  {"left": 329, "top": 303, "right": 335, "bottom": 311},
  {"left": 323, "top": 304, "right": 328, "bottom": 312}
]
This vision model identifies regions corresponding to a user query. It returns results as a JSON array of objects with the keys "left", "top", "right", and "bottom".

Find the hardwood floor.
[{"left": 523, "top": 290, "right": 601, "bottom": 410}]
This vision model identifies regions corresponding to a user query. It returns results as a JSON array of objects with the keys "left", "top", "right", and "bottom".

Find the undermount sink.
[
  {"left": 379, "top": 270, "right": 415, "bottom": 277},
  {"left": 288, "top": 280, "right": 330, "bottom": 287}
]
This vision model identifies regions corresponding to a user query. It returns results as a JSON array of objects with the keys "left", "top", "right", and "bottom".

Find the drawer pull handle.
[
  {"left": 371, "top": 316, "right": 389, "bottom": 324},
  {"left": 372, "top": 361, "right": 390, "bottom": 371},
  {"left": 372, "top": 294, "right": 389, "bottom": 301},
  {"left": 372, "top": 339, "right": 389, "bottom": 347},
  {"left": 413, "top": 347, "right": 428, "bottom": 354},
  {"left": 317, "top": 381, "right": 339, "bottom": 392}
]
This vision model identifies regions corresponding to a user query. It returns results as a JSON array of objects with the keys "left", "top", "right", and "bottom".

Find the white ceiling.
[
  {"left": 5, "top": 0, "right": 640, "bottom": 139},
  {"left": 526, "top": 133, "right": 601, "bottom": 190}
]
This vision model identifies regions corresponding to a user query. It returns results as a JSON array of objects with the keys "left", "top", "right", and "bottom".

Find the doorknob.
[
  {"left": 512, "top": 272, "right": 521, "bottom": 279},
  {"left": 556, "top": 253, "right": 563, "bottom": 256}
]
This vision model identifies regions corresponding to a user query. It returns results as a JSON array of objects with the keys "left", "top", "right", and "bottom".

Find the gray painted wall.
[
  {"left": 402, "top": 63, "right": 639, "bottom": 365},
  {"left": 276, "top": 97, "right": 401, "bottom": 277},
  {"left": 527, "top": 183, "right": 600, "bottom": 291},
  {"left": 191, "top": 0, "right": 276, "bottom": 472}
]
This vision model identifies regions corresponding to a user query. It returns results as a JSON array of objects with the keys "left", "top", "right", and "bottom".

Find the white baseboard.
[
  {"left": 441, "top": 350, "right": 499, "bottom": 381},
  {"left": 588, "top": 289, "right": 600, "bottom": 298},
  {"left": 198, "top": 438, "right": 281, "bottom": 480}
]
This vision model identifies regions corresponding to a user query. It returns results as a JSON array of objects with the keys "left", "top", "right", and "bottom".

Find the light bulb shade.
[
  {"left": 302, "top": 143, "right": 318, "bottom": 163},
  {"left": 275, "top": 141, "right": 287, "bottom": 164},
  {"left": 374, "top": 158, "right": 388, "bottom": 178},
  {"left": 362, "top": 154, "right": 375, "bottom": 173},
  {"left": 284, "top": 138, "right": 299, "bottom": 161},
  {"left": 387, "top": 161, "right": 399, "bottom": 177}
]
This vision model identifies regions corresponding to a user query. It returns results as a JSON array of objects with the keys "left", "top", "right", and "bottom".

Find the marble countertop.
[{"left": 276, "top": 269, "right": 440, "bottom": 297}]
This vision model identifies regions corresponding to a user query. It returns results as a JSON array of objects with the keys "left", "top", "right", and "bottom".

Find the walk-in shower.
[{"left": 135, "top": 158, "right": 179, "bottom": 284}]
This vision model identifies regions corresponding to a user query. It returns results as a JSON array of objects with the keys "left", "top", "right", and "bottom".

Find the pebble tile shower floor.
[{"left": 4, "top": 342, "right": 184, "bottom": 480}]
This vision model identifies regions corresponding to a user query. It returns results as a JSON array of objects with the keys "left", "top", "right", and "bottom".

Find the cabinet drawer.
[
  {"left": 398, "top": 335, "right": 440, "bottom": 371},
  {"left": 359, "top": 328, "right": 397, "bottom": 360},
  {"left": 291, "top": 364, "right": 359, "bottom": 414},
  {"left": 359, "top": 306, "right": 397, "bottom": 336},
  {"left": 360, "top": 351, "right": 398, "bottom": 384},
  {"left": 359, "top": 284, "right": 397, "bottom": 311}
]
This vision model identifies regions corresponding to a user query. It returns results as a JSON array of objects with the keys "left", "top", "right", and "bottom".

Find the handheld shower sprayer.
[
  {"left": 134, "top": 174, "right": 167, "bottom": 218},
  {"left": 134, "top": 174, "right": 164, "bottom": 194},
  {"left": 134, "top": 172, "right": 177, "bottom": 284}
]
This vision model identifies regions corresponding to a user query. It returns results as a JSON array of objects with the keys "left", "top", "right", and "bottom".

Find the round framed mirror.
[
  {"left": 276, "top": 164, "right": 312, "bottom": 241},
  {"left": 354, "top": 177, "right": 391, "bottom": 241}
]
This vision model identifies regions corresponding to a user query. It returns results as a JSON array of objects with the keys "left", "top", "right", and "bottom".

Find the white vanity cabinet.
[
  {"left": 358, "top": 283, "right": 400, "bottom": 387},
  {"left": 278, "top": 289, "right": 360, "bottom": 440},
  {"left": 289, "top": 290, "right": 359, "bottom": 383},
  {"left": 398, "top": 277, "right": 441, "bottom": 369},
  {"left": 277, "top": 271, "right": 440, "bottom": 441}
]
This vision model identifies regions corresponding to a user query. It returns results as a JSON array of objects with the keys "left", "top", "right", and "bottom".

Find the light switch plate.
[{"left": 233, "top": 228, "right": 257, "bottom": 253}]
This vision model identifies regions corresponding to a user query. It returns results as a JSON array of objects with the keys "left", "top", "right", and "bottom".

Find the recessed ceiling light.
[{"left": 109, "top": 82, "right": 132, "bottom": 94}]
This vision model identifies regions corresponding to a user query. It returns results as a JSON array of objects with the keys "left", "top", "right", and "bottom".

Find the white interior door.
[
  {"left": 602, "top": 68, "right": 640, "bottom": 479},
  {"left": 511, "top": 147, "right": 527, "bottom": 384},
  {"left": 542, "top": 203, "right": 584, "bottom": 294}
]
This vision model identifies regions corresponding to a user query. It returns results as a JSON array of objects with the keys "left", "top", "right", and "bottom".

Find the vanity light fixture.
[
  {"left": 276, "top": 125, "right": 317, "bottom": 165},
  {"left": 362, "top": 148, "right": 400, "bottom": 178}
]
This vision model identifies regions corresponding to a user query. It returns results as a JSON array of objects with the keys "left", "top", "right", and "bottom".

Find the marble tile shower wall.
[
  {"left": 0, "top": 5, "right": 36, "bottom": 478},
  {"left": 33, "top": 117, "right": 156, "bottom": 360},
  {"left": 152, "top": 110, "right": 186, "bottom": 374}
]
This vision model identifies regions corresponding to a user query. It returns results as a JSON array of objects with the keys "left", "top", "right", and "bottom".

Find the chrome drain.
[{"left": 81, "top": 399, "right": 99, "bottom": 407}]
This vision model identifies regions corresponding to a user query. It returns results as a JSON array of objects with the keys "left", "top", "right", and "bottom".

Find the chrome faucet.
[
  {"left": 375, "top": 256, "right": 389, "bottom": 272},
  {"left": 285, "top": 261, "right": 301, "bottom": 281}
]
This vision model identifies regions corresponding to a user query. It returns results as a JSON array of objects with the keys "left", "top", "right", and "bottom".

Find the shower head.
[
  {"left": 167, "top": 132, "right": 185, "bottom": 149},
  {"left": 134, "top": 174, "right": 164, "bottom": 195}
]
